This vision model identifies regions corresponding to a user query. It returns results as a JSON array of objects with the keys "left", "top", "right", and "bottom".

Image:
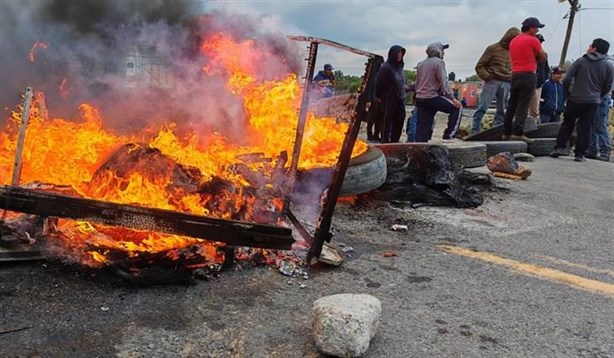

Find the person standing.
[
  {"left": 539, "top": 67, "right": 565, "bottom": 123},
  {"left": 312, "top": 63, "right": 336, "bottom": 99},
  {"left": 375, "top": 45, "right": 407, "bottom": 143},
  {"left": 551, "top": 38, "right": 613, "bottom": 162},
  {"left": 414, "top": 42, "right": 462, "bottom": 142},
  {"left": 586, "top": 56, "right": 614, "bottom": 161},
  {"left": 526, "top": 34, "right": 550, "bottom": 127},
  {"left": 471, "top": 27, "right": 520, "bottom": 134},
  {"left": 502, "top": 17, "right": 547, "bottom": 143},
  {"left": 366, "top": 71, "right": 385, "bottom": 142}
]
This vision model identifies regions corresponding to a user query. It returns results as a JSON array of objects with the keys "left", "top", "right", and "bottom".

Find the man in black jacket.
[
  {"left": 375, "top": 45, "right": 407, "bottom": 143},
  {"left": 551, "top": 38, "right": 614, "bottom": 162}
]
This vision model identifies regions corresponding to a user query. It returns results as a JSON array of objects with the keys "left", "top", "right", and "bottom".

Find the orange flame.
[
  {"left": 1, "top": 32, "right": 368, "bottom": 268},
  {"left": 59, "top": 78, "right": 69, "bottom": 99},
  {"left": 28, "top": 41, "right": 48, "bottom": 63}
]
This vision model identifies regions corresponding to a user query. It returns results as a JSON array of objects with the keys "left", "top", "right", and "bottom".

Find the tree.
[
  {"left": 465, "top": 74, "right": 480, "bottom": 82},
  {"left": 333, "top": 70, "right": 362, "bottom": 94},
  {"left": 403, "top": 70, "right": 416, "bottom": 84}
]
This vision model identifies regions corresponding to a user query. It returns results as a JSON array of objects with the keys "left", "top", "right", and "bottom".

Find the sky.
[{"left": 205, "top": 0, "right": 614, "bottom": 79}]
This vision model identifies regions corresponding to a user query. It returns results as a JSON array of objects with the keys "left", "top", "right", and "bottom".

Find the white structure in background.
[{"left": 124, "top": 45, "right": 172, "bottom": 89}]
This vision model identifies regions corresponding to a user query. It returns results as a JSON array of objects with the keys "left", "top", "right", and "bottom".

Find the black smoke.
[{"left": 0, "top": 1, "right": 302, "bottom": 140}]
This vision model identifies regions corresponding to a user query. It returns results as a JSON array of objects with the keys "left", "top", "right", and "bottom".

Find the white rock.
[{"left": 312, "top": 294, "right": 381, "bottom": 357}]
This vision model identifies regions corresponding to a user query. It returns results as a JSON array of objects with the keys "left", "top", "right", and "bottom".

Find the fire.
[
  {"left": 28, "top": 41, "right": 48, "bottom": 63},
  {"left": 0, "top": 32, "right": 368, "bottom": 269}
]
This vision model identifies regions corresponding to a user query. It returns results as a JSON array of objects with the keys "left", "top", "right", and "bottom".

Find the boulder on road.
[{"left": 312, "top": 293, "right": 381, "bottom": 357}]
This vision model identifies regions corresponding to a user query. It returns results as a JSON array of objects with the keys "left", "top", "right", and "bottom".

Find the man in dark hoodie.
[
  {"left": 503, "top": 17, "right": 547, "bottom": 143},
  {"left": 472, "top": 27, "right": 520, "bottom": 134},
  {"left": 375, "top": 45, "right": 407, "bottom": 143},
  {"left": 551, "top": 38, "right": 614, "bottom": 162},
  {"left": 414, "top": 42, "right": 462, "bottom": 142}
]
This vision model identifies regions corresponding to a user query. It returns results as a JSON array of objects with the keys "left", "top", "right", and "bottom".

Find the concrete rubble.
[{"left": 312, "top": 293, "right": 381, "bottom": 357}]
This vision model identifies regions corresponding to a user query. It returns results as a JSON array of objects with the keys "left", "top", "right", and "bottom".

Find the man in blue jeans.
[
  {"left": 414, "top": 42, "right": 462, "bottom": 142},
  {"left": 586, "top": 94, "right": 612, "bottom": 161},
  {"left": 471, "top": 27, "right": 519, "bottom": 134},
  {"left": 406, "top": 108, "right": 417, "bottom": 142}
]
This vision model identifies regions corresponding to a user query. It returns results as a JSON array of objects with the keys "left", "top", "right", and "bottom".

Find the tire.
[
  {"left": 478, "top": 141, "right": 528, "bottom": 158},
  {"left": 340, "top": 146, "right": 387, "bottom": 196},
  {"left": 526, "top": 122, "right": 561, "bottom": 138},
  {"left": 445, "top": 142, "right": 487, "bottom": 168},
  {"left": 464, "top": 125, "right": 504, "bottom": 141},
  {"left": 294, "top": 147, "right": 387, "bottom": 199},
  {"left": 375, "top": 142, "right": 486, "bottom": 169},
  {"left": 528, "top": 138, "right": 557, "bottom": 156}
]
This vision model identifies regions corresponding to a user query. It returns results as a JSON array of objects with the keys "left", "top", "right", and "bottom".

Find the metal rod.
[
  {"left": 286, "top": 208, "right": 314, "bottom": 245},
  {"left": 11, "top": 87, "right": 33, "bottom": 187},
  {"left": 307, "top": 56, "right": 384, "bottom": 264},
  {"left": 287, "top": 36, "right": 379, "bottom": 59},
  {"left": 283, "top": 42, "right": 319, "bottom": 213}
]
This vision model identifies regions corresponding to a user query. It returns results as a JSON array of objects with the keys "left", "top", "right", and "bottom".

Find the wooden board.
[{"left": 0, "top": 186, "right": 294, "bottom": 250}]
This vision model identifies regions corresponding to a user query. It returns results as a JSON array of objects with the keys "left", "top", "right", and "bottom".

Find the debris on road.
[
  {"left": 318, "top": 244, "right": 344, "bottom": 266},
  {"left": 391, "top": 224, "right": 409, "bottom": 232},
  {"left": 513, "top": 152, "right": 536, "bottom": 162},
  {"left": 487, "top": 152, "right": 532, "bottom": 180},
  {"left": 383, "top": 252, "right": 398, "bottom": 257}
]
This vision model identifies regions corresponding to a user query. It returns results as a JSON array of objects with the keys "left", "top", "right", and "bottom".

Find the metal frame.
[
  {"left": 2, "top": 38, "right": 384, "bottom": 265},
  {"left": 285, "top": 37, "right": 383, "bottom": 264}
]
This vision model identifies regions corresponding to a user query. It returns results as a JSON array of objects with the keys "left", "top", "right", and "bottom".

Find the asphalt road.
[{"left": 1, "top": 157, "right": 613, "bottom": 357}]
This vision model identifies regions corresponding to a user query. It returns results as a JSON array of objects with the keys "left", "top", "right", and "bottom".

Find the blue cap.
[{"left": 324, "top": 63, "right": 334, "bottom": 70}]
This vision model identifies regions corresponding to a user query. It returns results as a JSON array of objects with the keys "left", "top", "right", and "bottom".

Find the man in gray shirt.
[
  {"left": 551, "top": 38, "right": 614, "bottom": 162},
  {"left": 414, "top": 42, "right": 462, "bottom": 142}
]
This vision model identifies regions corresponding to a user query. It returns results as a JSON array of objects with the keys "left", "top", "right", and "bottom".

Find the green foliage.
[
  {"left": 333, "top": 70, "right": 362, "bottom": 94},
  {"left": 464, "top": 74, "right": 480, "bottom": 82},
  {"left": 403, "top": 70, "right": 416, "bottom": 84}
]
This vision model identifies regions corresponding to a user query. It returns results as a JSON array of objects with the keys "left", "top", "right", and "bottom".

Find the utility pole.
[{"left": 559, "top": 0, "right": 580, "bottom": 68}]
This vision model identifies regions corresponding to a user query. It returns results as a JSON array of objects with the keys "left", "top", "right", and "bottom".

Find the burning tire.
[
  {"left": 340, "top": 146, "right": 387, "bottom": 196},
  {"left": 294, "top": 146, "right": 387, "bottom": 199}
]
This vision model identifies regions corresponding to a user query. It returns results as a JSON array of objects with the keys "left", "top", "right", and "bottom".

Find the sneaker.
[
  {"left": 574, "top": 155, "right": 586, "bottom": 162},
  {"left": 501, "top": 134, "right": 511, "bottom": 141},
  {"left": 510, "top": 134, "right": 535, "bottom": 144},
  {"left": 550, "top": 147, "right": 569, "bottom": 158},
  {"left": 442, "top": 138, "right": 461, "bottom": 144}
]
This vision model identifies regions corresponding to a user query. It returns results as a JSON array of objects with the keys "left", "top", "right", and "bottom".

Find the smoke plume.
[{"left": 0, "top": 0, "right": 302, "bottom": 141}]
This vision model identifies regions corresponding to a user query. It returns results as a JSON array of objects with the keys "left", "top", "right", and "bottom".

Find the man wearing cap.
[
  {"left": 551, "top": 38, "right": 613, "bottom": 162},
  {"left": 313, "top": 63, "right": 336, "bottom": 99},
  {"left": 472, "top": 27, "right": 520, "bottom": 134},
  {"left": 502, "top": 17, "right": 547, "bottom": 143},
  {"left": 414, "top": 42, "right": 462, "bottom": 142},
  {"left": 539, "top": 67, "right": 565, "bottom": 123}
]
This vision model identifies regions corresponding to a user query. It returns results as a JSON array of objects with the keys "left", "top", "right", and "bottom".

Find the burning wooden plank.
[{"left": 0, "top": 186, "right": 294, "bottom": 250}]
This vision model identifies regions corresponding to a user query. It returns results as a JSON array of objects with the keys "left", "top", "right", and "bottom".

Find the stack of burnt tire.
[{"left": 464, "top": 122, "right": 560, "bottom": 158}]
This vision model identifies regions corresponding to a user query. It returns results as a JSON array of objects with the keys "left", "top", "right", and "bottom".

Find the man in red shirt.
[{"left": 503, "top": 17, "right": 547, "bottom": 143}]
